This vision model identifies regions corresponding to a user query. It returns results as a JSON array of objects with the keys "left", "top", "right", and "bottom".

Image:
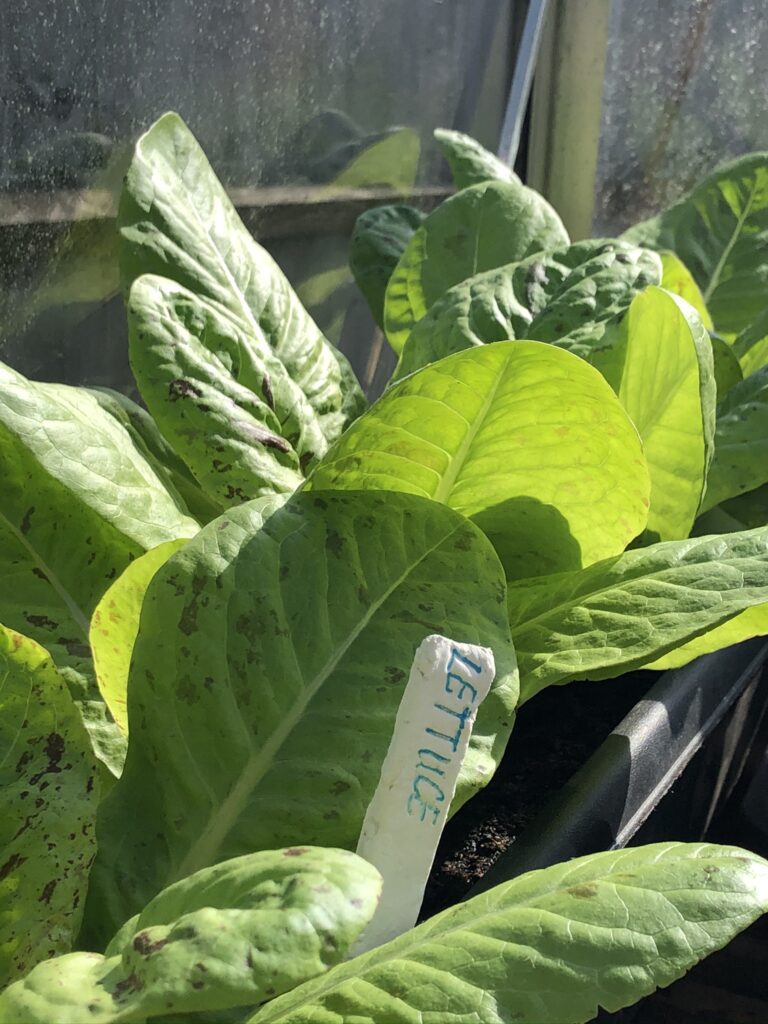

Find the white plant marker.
[{"left": 352, "top": 634, "right": 495, "bottom": 955}]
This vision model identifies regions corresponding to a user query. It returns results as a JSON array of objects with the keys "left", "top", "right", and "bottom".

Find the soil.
[{"left": 420, "top": 670, "right": 656, "bottom": 918}]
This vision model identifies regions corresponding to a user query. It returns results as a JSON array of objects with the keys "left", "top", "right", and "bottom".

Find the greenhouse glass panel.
[
  {"left": 0, "top": 0, "right": 519, "bottom": 392},
  {"left": 594, "top": 0, "right": 768, "bottom": 234}
]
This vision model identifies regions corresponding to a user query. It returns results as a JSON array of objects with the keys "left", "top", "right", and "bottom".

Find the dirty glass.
[
  {"left": 0, "top": 0, "right": 518, "bottom": 394},
  {"left": 594, "top": 0, "right": 768, "bottom": 235}
]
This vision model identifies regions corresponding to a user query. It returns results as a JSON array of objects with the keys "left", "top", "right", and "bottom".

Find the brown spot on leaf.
[
  {"left": 0, "top": 853, "right": 26, "bottom": 881},
  {"left": 20, "top": 507, "right": 34, "bottom": 534},
  {"left": 133, "top": 932, "right": 169, "bottom": 956},
  {"left": 25, "top": 614, "right": 57, "bottom": 630},
  {"left": 168, "top": 379, "right": 203, "bottom": 401},
  {"left": 113, "top": 973, "right": 145, "bottom": 999},
  {"left": 283, "top": 847, "right": 310, "bottom": 857},
  {"left": 39, "top": 880, "right": 57, "bottom": 904},
  {"left": 567, "top": 883, "right": 598, "bottom": 898}
]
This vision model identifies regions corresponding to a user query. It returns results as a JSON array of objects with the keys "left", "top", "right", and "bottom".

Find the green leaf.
[
  {"left": 396, "top": 239, "right": 661, "bottom": 379},
  {"left": 331, "top": 128, "right": 420, "bottom": 194},
  {"left": 701, "top": 365, "right": 768, "bottom": 511},
  {"left": 590, "top": 287, "right": 716, "bottom": 542},
  {"left": 248, "top": 842, "right": 768, "bottom": 1024},
  {"left": 0, "top": 626, "right": 98, "bottom": 988},
  {"left": 128, "top": 275, "right": 330, "bottom": 506},
  {"left": 0, "top": 848, "right": 381, "bottom": 1024},
  {"left": 508, "top": 525, "right": 768, "bottom": 702},
  {"left": 82, "top": 491, "right": 518, "bottom": 944},
  {"left": 643, "top": 603, "right": 768, "bottom": 671},
  {"left": 118, "top": 111, "right": 365, "bottom": 443},
  {"left": 383, "top": 179, "right": 569, "bottom": 352},
  {"left": 659, "top": 250, "right": 713, "bottom": 328},
  {"left": 733, "top": 305, "right": 768, "bottom": 378},
  {"left": 0, "top": 361, "right": 198, "bottom": 771},
  {"left": 307, "top": 342, "right": 650, "bottom": 581},
  {"left": 699, "top": 482, "right": 768, "bottom": 533},
  {"left": 349, "top": 205, "right": 424, "bottom": 328},
  {"left": 90, "top": 540, "right": 187, "bottom": 735},
  {"left": 710, "top": 333, "right": 743, "bottom": 398},
  {"left": 87, "top": 387, "right": 221, "bottom": 524},
  {"left": 623, "top": 152, "right": 768, "bottom": 336},
  {"left": 433, "top": 128, "right": 520, "bottom": 189}
]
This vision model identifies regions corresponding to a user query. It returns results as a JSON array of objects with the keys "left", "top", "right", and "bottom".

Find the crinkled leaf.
[
  {"left": 590, "top": 287, "right": 716, "bottom": 542},
  {"left": 128, "top": 275, "right": 328, "bottom": 506},
  {"left": 701, "top": 364, "right": 768, "bottom": 512},
  {"left": 433, "top": 128, "right": 520, "bottom": 189},
  {"left": 90, "top": 540, "right": 187, "bottom": 735},
  {"left": 396, "top": 239, "right": 661, "bottom": 379},
  {"left": 383, "top": 179, "right": 569, "bottom": 352},
  {"left": 623, "top": 152, "right": 768, "bottom": 336},
  {"left": 0, "top": 361, "right": 198, "bottom": 771},
  {"left": 82, "top": 491, "right": 518, "bottom": 944},
  {"left": 710, "top": 333, "right": 743, "bottom": 398},
  {"left": 508, "top": 525, "right": 768, "bottom": 702},
  {"left": 659, "top": 250, "right": 713, "bottom": 328},
  {"left": 0, "top": 848, "right": 381, "bottom": 1024},
  {"left": 733, "top": 305, "right": 768, "bottom": 378},
  {"left": 0, "top": 626, "right": 98, "bottom": 988},
  {"left": 249, "top": 843, "right": 768, "bottom": 1024},
  {"left": 308, "top": 342, "right": 650, "bottom": 581},
  {"left": 644, "top": 603, "right": 768, "bottom": 671},
  {"left": 118, "top": 111, "right": 365, "bottom": 442},
  {"left": 349, "top": 205, "right": 424, "bottom": 328}
]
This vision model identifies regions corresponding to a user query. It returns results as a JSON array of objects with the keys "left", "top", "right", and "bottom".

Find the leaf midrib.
[
  {"left": 702, "top": 179, "right": 758, "bottom": 302},
  {"left": 172, "top": 519, "right": 466, "bottom": 881},
  {"left": 253, "top": 848, "right": 757, "bottom": 1020},
  {"left": 431, "top": 357, "right": 509, "bottom": 505},
  {"left": 507, "top": 530, "right": 768, "bottom": 634}
]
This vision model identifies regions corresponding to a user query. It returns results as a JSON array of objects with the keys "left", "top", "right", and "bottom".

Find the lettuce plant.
[
  {"left": 2, "top": 115, "right": 768, "bottom": 1022},
  {"left": 348, "top": 127, "right": 768, "bottom": 665}
]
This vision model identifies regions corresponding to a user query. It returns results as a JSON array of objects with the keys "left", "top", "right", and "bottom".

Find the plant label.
[{"left": 352, "top": 633, "right": 495, "bottom": 955}]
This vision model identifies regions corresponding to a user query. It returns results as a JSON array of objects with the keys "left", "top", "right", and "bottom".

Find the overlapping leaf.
[
  {"left": 396, "top": 239, "right": 661, "bottom": 379},
  {"left": 383, "top": 179, "right": 569, "bottom": 352},
  {"left": 128, "top": 275, "right": 329, "bottom": 507},
  {"left": 118, "top": 111, "right": 365, "bottom": 443},
  {"left": 701, "top": 364, "right": 768, "bottom": 511},
  {"left": 88, "top": 386, "right": 221, "bottom": 524},
  {"left": 623, "top": 152, "right": 768, "bottom": 336},
  {"left": 90, "top": 540, "right": 187, "bottom": 735},
  {"left": 349, "top": 205, "right": 424, "bottom": 327},
  {"left": 508, "top": 526, "right": 768, "bottom": 702},
  {"left": 0, "top": 361, "right": 198, "bottom": 771},
  {"left": 733, "top": 306, "right": 768, "bottom": 378},
  {"left": 643, "top": 603, "right": 768, "bottom": 671},
  {"left": 249, "top": 843, "right": 768, "bottom": 1024},
  {"left": 433, "top": 127, "right": 520, "bottom": 189},
  {"left": 308, "top": 342, "right": 650, "bottom": 581},
  {"left": 710, "top": 334, "right": 743, "bottom": 398},
  {"left": 82, "top": 491, "right": 518, "bottom": 944},
  {"left": 658, "top": 250, "right": 713, "bottom": 327},
  {"left": 0, "top": 848, "right": 381, "bottom": 1024},
  {"left": 590, "top": 287, "right": 716, "bottom": 541},
  {"left": 0, "top": 626, "right": 98, "bottom": 988}
]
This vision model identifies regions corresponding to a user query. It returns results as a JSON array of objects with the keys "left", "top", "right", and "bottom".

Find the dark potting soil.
[{"left": 420, "top": 671, "right": 656, "bottom": 919}]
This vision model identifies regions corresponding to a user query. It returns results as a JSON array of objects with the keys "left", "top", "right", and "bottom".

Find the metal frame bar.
[
  {"left": 497, "top": 0, "right": 550, "bottom": 168},
  {"left": 467, "top": 640, "right": 768, "bottom": 894}
]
